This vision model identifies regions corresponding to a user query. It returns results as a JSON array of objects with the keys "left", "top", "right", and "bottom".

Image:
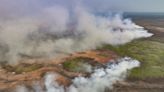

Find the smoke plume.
[
  {"left": 0, "top": 1, "right": 153, "bottom": 92},
  {"left": 0, "top": 0, "right": 153, "bottom": 64},
  {"left": 15, "top": 57, "right": 140, "bottom": 92}
]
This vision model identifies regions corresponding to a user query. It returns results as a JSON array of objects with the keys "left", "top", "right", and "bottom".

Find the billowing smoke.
[
  {"left": 15, "top": 57, "right": 140, "bottom": 92},
  {"left": 16, "top": 86, "right": 29, "bottom": 92},
  {"left": 0, "top": 0, "right": 153, "bottom": 64}
]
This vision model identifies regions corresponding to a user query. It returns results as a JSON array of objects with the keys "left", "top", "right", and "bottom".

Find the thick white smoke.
[
  {"left": 0, "top": 1, "right": 152, "bottom": 92},
  {"left": 69, "top": 57, "right": 140, "bottom": 92},
  {"left": 16, "top": 57, "right": 140, "bottom": 92},
  {"left": 0, "top": 3, "right": 153, "bottom": 64}
]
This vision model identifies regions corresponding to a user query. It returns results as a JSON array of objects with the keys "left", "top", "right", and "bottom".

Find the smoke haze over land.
[
  {"left": 0, "top": 1, "right": 157, "bottom": 92},
  {"left": 16, "top": 57, "right": 140, "bottom": 92},
  {"left": 0, "top": 0, "right": 153, "bottom": 64}
]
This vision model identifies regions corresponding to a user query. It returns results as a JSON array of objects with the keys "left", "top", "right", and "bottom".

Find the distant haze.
[
  {"left": 26, "top": 0, "right": 164, "bottom": 13},
  {"left": 83, "top": 0, "right": 164, "bottom": 13},
  {"left": 0, "top": 0, "right": 164, "bottom": 14}
]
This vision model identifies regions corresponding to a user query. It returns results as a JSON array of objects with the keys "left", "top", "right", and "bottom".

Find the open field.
[
  {"left": 104, "top": 17, "right": 164, "bottom": 92},
  {"left": 100, "top": 16, "right": 164, "bottom": 79},
  {"left": 0, "top": 15, "right": 164, "bottom": 92}
]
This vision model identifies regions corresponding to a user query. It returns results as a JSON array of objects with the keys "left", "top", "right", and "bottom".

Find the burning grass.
[{"left": 100, "top": 39, "right": 164, "bottom": 79}]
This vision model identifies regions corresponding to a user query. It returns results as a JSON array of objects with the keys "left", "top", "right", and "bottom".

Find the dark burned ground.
[
  {"left": 135, "top": 18, "right": 164, "bottom": 43},
  {"left": 0, "top": 18, "right": 164, "bottom": 92},
  {"left": 110, "top": 18, "right": 164, "bottom": 92}
]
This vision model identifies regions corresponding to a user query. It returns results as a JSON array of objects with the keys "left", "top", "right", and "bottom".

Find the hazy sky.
[
  {"left": 83, "top": 0, "right": 164, "bottom": 12},
  {"left": 0, "top": 0, "right": 164, "bottom": 14},
  {"left": 39, "top": 0, "right": 164, "bottom": 12}
]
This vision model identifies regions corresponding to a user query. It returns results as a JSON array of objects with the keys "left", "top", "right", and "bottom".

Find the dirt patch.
[{"left": 0, "top": 50, "right": 117, "bottom": 91}]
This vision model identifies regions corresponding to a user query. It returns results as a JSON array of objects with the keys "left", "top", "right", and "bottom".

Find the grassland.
[
  {"left": 63, "top": 57, "right": 93, "bottom": 73},
  {"left": 100, "top": 39, "right": 164, "bottom": 79}
]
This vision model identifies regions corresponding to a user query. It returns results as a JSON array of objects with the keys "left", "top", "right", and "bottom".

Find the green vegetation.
[
  {"left": 1, "top": 63, "right": 43, "bottom": 74},
  {"left": 100, "top": 40, "right": 164, "bottom": 79},
  {"left": 63, "top": 57, "right": 93, "bottom": 73}
]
